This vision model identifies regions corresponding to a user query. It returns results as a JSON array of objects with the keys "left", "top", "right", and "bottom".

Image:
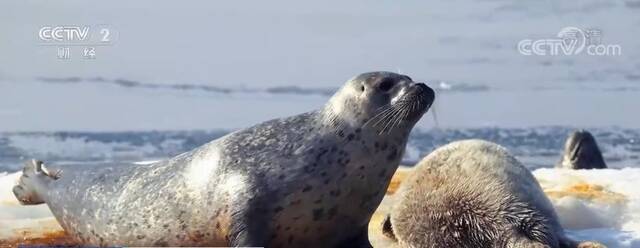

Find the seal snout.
[
  {"left": 407, "top": 82, "right": 435, "bottom": 113},
  {"left": 413, "top": 83, "right": 435, "bottom": 106}
]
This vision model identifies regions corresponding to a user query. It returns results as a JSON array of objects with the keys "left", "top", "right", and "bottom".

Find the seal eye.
[
  {"left": 359, "top": 85, "right": 365, "bottom": 92},
  {"left": 378, "top": 79, "right": 394, "bottom": 92}
]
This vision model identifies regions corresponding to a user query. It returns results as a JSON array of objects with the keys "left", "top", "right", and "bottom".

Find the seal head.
[
  {"left": 557, "top": 130, "right": 607, "bottom": 169},
  {"left": 323, "top": 71, "right": 434, "bottom": 135}
]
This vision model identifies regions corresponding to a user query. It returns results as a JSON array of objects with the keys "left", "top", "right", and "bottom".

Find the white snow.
[{"left": 533, "top": 168, "right": 640, "bottom": 248}]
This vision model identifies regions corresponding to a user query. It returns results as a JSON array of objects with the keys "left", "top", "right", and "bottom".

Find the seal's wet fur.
[{"left": 557, "top": 130, "right": 607, "bottom": 170}]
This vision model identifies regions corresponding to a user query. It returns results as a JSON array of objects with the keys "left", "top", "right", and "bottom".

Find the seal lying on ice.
[{"left": 13, "top": 71, "right": 435, "bottom": 247}]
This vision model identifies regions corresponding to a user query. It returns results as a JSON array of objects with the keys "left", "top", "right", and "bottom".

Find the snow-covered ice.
[{"left": 1, "top": 167, "right": 639, "bottom": 247}]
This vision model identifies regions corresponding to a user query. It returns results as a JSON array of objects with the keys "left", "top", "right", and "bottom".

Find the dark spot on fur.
[
  {"left": 324, "top": 179, "right": 330, "bottom": 184},
  {"left": 137, "top": 234, "right": 146, "bottom": 239},
  {"left": 304, "top": 166, "right": 315, "bottom": 173},
  {"left": 274, "top": 206, "right": 284, "bottom": 213},
  {"left": 359, "top": 165, "right": 365, "bottom": 170},
  {"left": 154, "top": 240, "right": 168, "bottom": 246},
  {"left": 302, "top": 185, "right": 313, "bottom": 192},
  {"left": 330, "top": 189, "right": 341, "bottom": 197},
  {"left": 316, "top": 149, "right": 328, "bottom": 160},
  {"left": 290, "top": 199, "right": 302, "bottom": 206},
  {"left": 380, "top": 142, "right": 388, "bottom": 151},
  {"left": 313, "top": 208, "right": 325, "bottom": 221},
  {"left": 347, "top": 134, "right": 355, "bottom": 141},
  {"left": 387, "top": 147, "right": 398, "bottom": 161},
  {"left": 328, "top": 206, "right": 338, "bottom": 219},
  {"left": 216, "top": 222, "right": 221, "bottom": 229},
  {"left": 288, "top": 235, "right": 294, "bottom": 244}
]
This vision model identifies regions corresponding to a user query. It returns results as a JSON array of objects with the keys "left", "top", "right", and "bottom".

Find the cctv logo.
[{"left": 39, "top": 26, "right": 90, "bottom": 42}]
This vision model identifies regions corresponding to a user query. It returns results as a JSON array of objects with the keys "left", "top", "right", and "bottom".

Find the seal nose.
[{"left": 414, "top": 83, "right": 435, "bottom": 104}]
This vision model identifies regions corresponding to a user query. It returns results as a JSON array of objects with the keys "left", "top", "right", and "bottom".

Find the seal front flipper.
[
  {"left": 12, "top": 159, "right": 60, "bottom": 205},
  {"left": 381, "top": 214, "right": 397, "bottom": 241}
]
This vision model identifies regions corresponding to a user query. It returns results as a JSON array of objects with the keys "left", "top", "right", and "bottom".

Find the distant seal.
[
  {"left": 381, "top": 140, "right": 601, "bottom": 248},
  {"left": 13, "top": 71, "right": 434, "bottom": 247},
  {"left": 557, "top": 130, "right": 607, "bottom": 170}
]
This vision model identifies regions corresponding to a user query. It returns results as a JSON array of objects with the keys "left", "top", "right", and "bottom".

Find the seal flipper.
[
  {"left": 12, "top": 159, "right": 59, "bottom": 205},
  {"left": 381, "top": 214, "right": 397, "bottom": 241}
]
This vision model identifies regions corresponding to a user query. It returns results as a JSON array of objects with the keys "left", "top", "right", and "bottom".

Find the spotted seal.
[
  {"left": 13, "top": 71, "right": 435, "bottom": 247},
  {"left": 557, "top": 130, "right": 607, "bottom": 170},
  {"left": 381, "top": 140, "right": 603, "bottom": 248}
]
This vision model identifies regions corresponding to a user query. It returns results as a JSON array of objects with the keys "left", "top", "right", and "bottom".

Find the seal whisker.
[
  {"left": 378, "top": 107, "right": 403, "bottom": 134},
  {"left": 384, "top": 105, "right": 406, "bottom": 134},
  {"left": 366, "top": 105, "right": 394, "bottom": 126},
  {"left": 368, "top": 105, "right": 397, "bottom": 130},
  {"left": 386, "top": 104, "right": 406, "bottom": 134}
]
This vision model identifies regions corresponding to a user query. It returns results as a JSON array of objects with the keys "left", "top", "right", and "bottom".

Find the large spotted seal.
[
  {"left": 381, "top": 140, "right": 603, "bottom": 248},
  {"left": 557, "top": 130, "right": 607, "bottom": 170},
  {"left": 13, "top": 71, "right": 434, "bottom": 247}
]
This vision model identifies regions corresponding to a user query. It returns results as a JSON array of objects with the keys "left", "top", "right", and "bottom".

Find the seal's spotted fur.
[{"left": 13, "top": 71, "right": 434, "bottom": 247}]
